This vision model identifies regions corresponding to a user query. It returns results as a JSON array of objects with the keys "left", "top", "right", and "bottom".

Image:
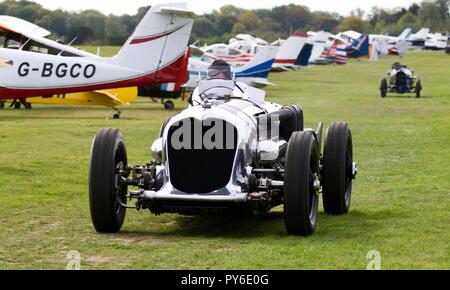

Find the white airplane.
[
  {"left": 200, "top": 43, "right": 255, "bottom": 64},
  {"left": 0, "top": 3, "right": 195, "bottom": 115},
  {"left": 186, "top": 45, "right": 278, "bottom": 88},
  {"left": 307, "top": 31, "right": 330, "bottom": 64},
  {"left": 336, "top": 30, "right": 362, "bottom": 45},
  {"left": 424, "top": 33, "right": 448, "bottom": 50},
  {"left": 201, "top": 33, "right": 311, "bottom": 71},
  {"left": 407, "top": 28, "right": 430, "bottom": 49},
  {"left": 370, "top": 29, "right": 412, "bottom": 56},
  {"left": 370, "top": 29, "right": 411, "bottom": 46},
  {"left": 270, "top": 33, "right": 309, "bottom": 71},
  {"left": 229, "top": 34, "right": 269, "bottom": 47}
]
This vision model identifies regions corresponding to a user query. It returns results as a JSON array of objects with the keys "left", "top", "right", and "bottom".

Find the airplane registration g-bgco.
[
  {"left": 16, "top": 62, "right": 97, "bottom": 79},
  {"left": 0, "top": 3, "right": 195, "bottom": 117}
]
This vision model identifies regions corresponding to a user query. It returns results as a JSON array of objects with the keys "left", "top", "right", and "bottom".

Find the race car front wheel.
[
  {"left": 322, "top": 123, "right": 353, "bottom": 215},
  {"left": 89, "top": 128, "right": 128, "bottom": 233},
  {"left": 380, "top": 78, "right": 387, "bottom": 98},
  {"left": 416, "top": 80, "right": 422, "bottom": 98},
  {"left": 284, "top": 131, "right": 320, "bottom": 236}
]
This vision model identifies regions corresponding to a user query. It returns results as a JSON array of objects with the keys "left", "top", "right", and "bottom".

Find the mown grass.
[{"left": 0, "top": 50, "right": 448, "bottom": 270}]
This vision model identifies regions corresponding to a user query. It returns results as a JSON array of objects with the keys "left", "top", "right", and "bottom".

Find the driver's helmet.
[
  {"left": 207, "top": 59, "right": 233, "bottom": 80},
  {"left": 392, "top": 62, "right": 403, "bottom": 71}
]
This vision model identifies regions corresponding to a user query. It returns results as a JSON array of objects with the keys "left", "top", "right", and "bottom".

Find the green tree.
[{"left": 336, "top": 16, "right": 371, "bottom": 33}]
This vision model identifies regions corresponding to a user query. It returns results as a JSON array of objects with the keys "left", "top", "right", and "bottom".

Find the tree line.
[{"left": 0, "top": 0, "right": 448, "bottom": 46}]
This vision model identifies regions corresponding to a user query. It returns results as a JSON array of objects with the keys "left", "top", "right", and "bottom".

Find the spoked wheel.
[
  {"left": 380, "top": 78, "right": 387, "bottom": 98},
  {"left": 89, "top": 128, "right": 128, "bottom": 233},
  {"left": 322, "top": 122, "right": 354, "bottom": 215},
  {"left": 284, "top": 131, "right": 320, "bottom": 236}
]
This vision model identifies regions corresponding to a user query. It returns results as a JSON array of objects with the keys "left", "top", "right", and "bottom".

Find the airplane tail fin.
[
  {"left": 398, "top": 28, "right": 412, "bottom": 40},
  {"left": 109, "top": 3, "right": 194, "bottom": 84},
  {"left": 273, "top": 33, "right": 307, "bottom": 68},
  {"left": 308, "top": 32, "right": 328, "bottom": 64},
  {"left": 394, "top": 40, "right": 408, "bottom": 55},
  {"left": 348, "top": 34, "right": 369, "bottom": 58},
  {"left": 414, "top": 28, "right": 430, "bottom": 40},
  {"left": 296, "top": 43, "right": 313, "bottom": 66},
  {"left": 235, "top": 46, "right": 278, "bottom": 79}
]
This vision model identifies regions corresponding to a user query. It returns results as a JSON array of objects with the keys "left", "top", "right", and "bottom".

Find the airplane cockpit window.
[
  {"left": 29, "top": 45, "right": 49, "bottom": 54},
  {"left": 6, "top": 39, "right": 20, "bottom": 49},
  {"left": 0, "top": 36, "right": 6, "bottom": 48},
  {"left": 229, "top": 48, "right": 242, "bottom": 56}
]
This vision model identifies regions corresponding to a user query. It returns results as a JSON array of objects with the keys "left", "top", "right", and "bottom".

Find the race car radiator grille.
[{"left": 167, "top": 118, "right": 238, "bottom": 194}]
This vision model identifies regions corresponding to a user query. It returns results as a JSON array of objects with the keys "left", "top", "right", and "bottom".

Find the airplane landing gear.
[
  {"left": 163, "top": 100, "right": 175, "bottom": 110},
  {"left": 0, "top": 101, "right": 5, "bottom": 110},
  {"left": 113, "top": 108, "right": 121, "bottom": 119},
  {"left": 10, "top": 99, "right": 32, "bottom": 109}
]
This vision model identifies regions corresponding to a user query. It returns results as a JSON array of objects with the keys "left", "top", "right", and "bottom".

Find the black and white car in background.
[
  {"left": 88, "top": 73, "right": 357, "bottom": 236},
  {"left": 380, "top": 62, "right": 422, "bottom": 98}
]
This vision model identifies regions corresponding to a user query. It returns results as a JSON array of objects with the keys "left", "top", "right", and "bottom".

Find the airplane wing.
[
  {"left": 251, "top": 79, "right": 276, "bottom": 87},
  {"left": 27, "top": 87, "right": 138, "bottom": 108},
  {"left": 0, "top": 15, "right": 51, "bottom": 38}
]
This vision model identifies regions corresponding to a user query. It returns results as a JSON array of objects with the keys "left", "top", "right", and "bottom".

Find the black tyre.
[
  {"left": 89, "top": 128, "right": 128, "bottom": 233},
  {"left": 380, "top": 78, "right": 387, "bottom": 98},
  {"left": 0, "top": 101, "right": 5, "bottom": 109},
  {"left": 322, "top": 122, "right": 354, "bottom": 215},
  {"left": 284, "top": 131, "right": 320, "bottom": 236},
  {"left": 415, "top": 80, "right": 422, "bottom": 98},
  {"left": 164, "top": 100, "right": 175, "bottom": 110},
  {"left": 280, "top": 104, "right": 304, "bottom": 141}
]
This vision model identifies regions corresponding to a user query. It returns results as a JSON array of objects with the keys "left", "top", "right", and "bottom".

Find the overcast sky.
[{"left": 30, "top": 0, "right": 420, "bottom": 16}]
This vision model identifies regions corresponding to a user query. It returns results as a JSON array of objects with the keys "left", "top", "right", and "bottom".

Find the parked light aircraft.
[
  {"left": 200, "top": 33, "right": 312, "bottom": 72},
  {"left": 186, "top": 45, "right": 278, "bottom": 88},
  {"left": 424, "top": 33, "right": 448, "bottom": 50},
  {"left": 407, "top": 28, "right": 430, "bottom": 49},
  {"left": 0, "top": 3, "right": 195, "bottom": 116}
]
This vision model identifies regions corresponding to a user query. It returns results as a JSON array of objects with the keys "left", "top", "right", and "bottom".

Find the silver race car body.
[{"left": 89, "top": 76, "right": 357, "bottom": 236}]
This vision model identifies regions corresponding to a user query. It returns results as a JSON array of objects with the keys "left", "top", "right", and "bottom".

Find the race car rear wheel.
[
  {"left": 89, "top": 128, "right": 128, "bottom": 233},
  {"left": 415, "top": 80, "right": 422, "bottom": 98},
  {"left": 284, "top": 131, "right": 320, "bottom": 236},
  {"left": 380, "top": 78, "right": 387, "bottom": 98},
  {"left": 322, "top": 122, "right": 353, "bottom": 215},
  {"left": 280, "top": 104, "right": 304, "bottom": 141}
]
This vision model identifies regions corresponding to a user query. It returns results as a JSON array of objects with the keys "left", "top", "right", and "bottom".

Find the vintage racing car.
[
  {"left": 380, "top": 62, "right": 422, "bottom": 98},
  {"left": 88, "top": 66, "right": 357, "bottom": 236}
]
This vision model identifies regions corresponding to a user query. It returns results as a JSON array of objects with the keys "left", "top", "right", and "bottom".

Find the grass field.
[{"left": 0, "top": 50, "right": 449, "bottom": 270}]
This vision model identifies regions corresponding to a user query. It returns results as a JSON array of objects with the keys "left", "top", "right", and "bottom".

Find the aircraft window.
[
  {"left": 6, "top": 39, "right": 20, "bottom": 49},
  {"left": 29, "top": 45, "right": 48, "bottom": 54},
  {"left": 229, "top": 48, "right": 241, "bottom": 56},
  {"left": 39, "top": 47, "right": 49, "bottom": 54}
]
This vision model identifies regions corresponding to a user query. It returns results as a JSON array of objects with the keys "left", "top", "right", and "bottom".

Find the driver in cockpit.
[{"left": 207, "top": 59, "right": 232, "bottom": 80}]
